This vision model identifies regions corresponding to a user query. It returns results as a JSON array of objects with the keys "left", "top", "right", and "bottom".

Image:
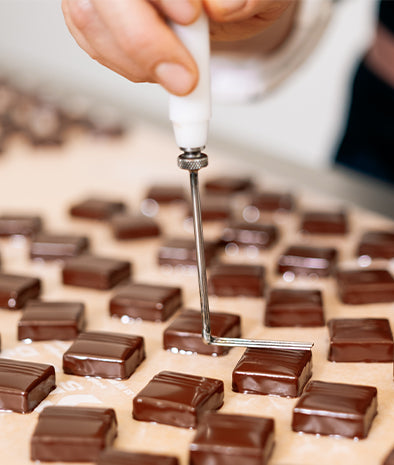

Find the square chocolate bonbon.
[
  {"left": 96, "top": 450, "right": 180, "bottom": 465},
  {"left": 110, "top": 213, "right": 160, "bottom": 240},
  {"left": 232, "top": 348, "right": 312, "bottom": 397},
  {"left": 336, "top": 269, "right": 394, "bottom": 304},
  {"left": 221, "top": 222, "right": 279, "bottom": 249},
  {"left": 187, "top": 196, "right": 232, "bottom": 222},
  {"left": 158, "top": 238, "right": 218, "bottom": 267},
  {"left": 248, "top": 191, "right": 294, "bottom": 212},
  {"left": 110, "top": 283, "right": 182, "bottom": 321},
  {"left": 204, "top": 176, "right": 254, "bottom": 194},
  {"left": 144, "top": 185, "right": 186, "bottom": 204},
  {"left": 30, "top": 406, "right": 118, "bottom": 462},
  {"left": 208, "top": 263, "right": 265, "bottom": 297},
  {"left": 0, "top": 358, "right": 55, "bottom": 413},
  {"left": 277, "top": 245, "right": 338, "bottom": 278},
  {"left": 62, "top": 255, "right": 131, "bottom": 289},
  {"left": 30, "top": 232, "right": 89, "bottom": 261},
  {"left": 69, "top": 197, "right": 126, "bottom": 220},
  {"left": 328, "top": 318, "right": 394, "bottom": 362},
  {"left": 0, "top": 273, "right": 41, "bottom": 309},
  {"left": 190, "top": 412, "right": 275, "bottom": 465},
  {"left": 17, "top": 300, "right": 86, "bottom": 341},
  {"left": 357, "top": 231, "right": 394, "bottom": 259},
  {"left": 300, "top": 211, "right": 348, "bottom": 234},
  {"left": 133, "top": 371, "right": 224, "bottom": 428},
  {"left": 264, "top": 289, "right": 325, "bottom": 327},
  {"left": 0, "top": 214, "right": 42, "bottom": 237},
  {"left": 292, "top": 380, "right": 377, "bottom": 439},
  {"left": 163, "top": 309, "right": 241, "bottom": 356},
  {"left": 63, "top": 331, "right": 145, "bottom": 379}
]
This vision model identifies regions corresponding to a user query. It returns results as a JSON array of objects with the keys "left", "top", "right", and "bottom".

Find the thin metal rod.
[{"left": 188, "top": 165, "right": 313, "bottom": 351}]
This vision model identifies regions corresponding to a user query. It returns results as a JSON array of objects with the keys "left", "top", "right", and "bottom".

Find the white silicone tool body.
[{"left": 169, "top": 12, "right": 211, "bottom": 151}]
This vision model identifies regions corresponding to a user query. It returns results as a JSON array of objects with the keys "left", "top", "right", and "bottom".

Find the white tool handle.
[{"left": 169, "top": 12, "right": 211, "bottom": 151}]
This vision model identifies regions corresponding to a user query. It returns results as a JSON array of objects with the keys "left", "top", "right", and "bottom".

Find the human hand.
[{"left": 62, "top": 0, "right": 296, "bottom": 96}]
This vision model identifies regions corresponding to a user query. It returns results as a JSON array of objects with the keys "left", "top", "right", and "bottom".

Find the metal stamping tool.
[{"left": 170, "top": 13, "right": 312, "bottom": 351}]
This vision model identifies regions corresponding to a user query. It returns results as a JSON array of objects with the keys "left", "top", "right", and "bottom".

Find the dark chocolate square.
[
  {"left": 0, "top": 214, "right": 42, "bottom": 237},
  {"left": 264, "top": 289, "right": 325, "bottom": 327},
  {"left": 300, "top": 211, "right": 348, "bottom": 235},
  {"left": 109, "top": 283, "right": 182, "bottom": 321},
  {"left": 357, "top": 231, "right": 394, "bottom": 259},
  {"left": 144, "top": 185, "right": 186, "bottom": 204},
  {"left": 62, "top": 255, "right": 131, "bottom": 289},
  {"left": 18, "top": 300, "right": 86, "bottom": 341},
  {"left": 328, "top": 318, "right": 394, "bottom": 362},
  {"left": 163, "top": 309, "right": 241, "bottom": 356},
  {"left": 69, "top": 197, "right": 126, "bottom": 220},
  {"left": 0, "top": 358, "right": 55, "bottom": 413},
  {"left": 63, "top": 331, "right": 145, "bottom": 379},
  {"left": 277, "top": 245, "right": 338, "bottom": 278},
  {"left": 190, "top": 412, "right": 275, "bottom": 465},
  {"left": 221, "top": 222, "right": 279, "bottom": 249},
  {"left": 110, "top": 213, "right": 160, "bottom": 240},
  {"left": 133, "top": 371, "right": 224, "bottom": 428},
  {"left": 336, "top": 269, "right": 394, "bottom": 304},
  {"left": 30, "top": 232, "right": 89, "bottom": 261},
  {"left": 30, "top": 406, "right": 118, "bottom": 462},
  {"left": 158, "top": 238, "right": 218, "bottom": 268},
  {"left": 232, "top": 348, "right": 312, "bottom": 397},
  {"left": 0, "top": 273, "right": 41, "bottom": 309},
  {"left": 292, "top": 380, "right": 377, "bottom": 439},
  {"left": 204, "top": 176, "right": 254, "bottom": 194},
  {"left": 97, "top": 450, "right": 180, "bottom": 465},
  {"left": 187, "top": 196, "right": 232, "bottom": 222},
  {"left": 248, "top": 191, "right": 294, "bottom": 212},
  {"left": 208, "top": 263, "right": 265, "bottom": 297}
]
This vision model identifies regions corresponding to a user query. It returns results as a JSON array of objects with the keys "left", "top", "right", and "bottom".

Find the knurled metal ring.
[{"left": 177, "top": 153, "right": 208, "bottom": 171}]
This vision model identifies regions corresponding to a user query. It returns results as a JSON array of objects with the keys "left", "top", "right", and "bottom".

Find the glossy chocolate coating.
[
  {"left": 110, "top": 283, "right": 182, "bottom": 321},
  {"left": 63, "top": 331, "right": 145, "bottom": 379},
  {"left": 204, "top": 176, "right": 254, "bottom": 194},
  {"left": 357, "top": 231, "right": 394, "bottom": 259},
  {"left": 163, "top": 309, "right": 241, "bottom": 356},
  {"left": 30, "top": 232, "right": 89, "bottom": 260},
  {"left": 110, "top": 213, "right": 160, "bottom": 240},
  {"left": 18, "top": 300, "right": 86, "bottom": 341},
  {"left": 208, "top": 263, "right": 265, "bottom": 297},
  {"left": 232, "top": 348, "right": 312, "bottom": 397},
  {"left": 69, "top": 197, "right": 126, "bottom": 220},
  {"left": 277, "top": 245, "right": 338, "bottom": 278},
  {"left": 292, "top": 380, "right": 377, "bottom": 439},
  {"left": 31, "top": 406, "right": 117, "bottom": 462},
  {"left": 144, "top": 185, "right": 186, "bottom": 203},
  {"left": 0, "top": 273, "right": 41, "bottom": 309},
  {"left": 328, "top": 318, "right": 394, "bottom": 362},
  {"left": 188, "top": 196, "right": 232, "bottom": 222},
  {"left": 265, "top": 289, "right": 325, "bottom": 327},
  {"left": 383, "top": 448, "right": 394, "bottom": 465},
  {"left": 300, "top": 211, "right": 348, "bottom": 234},
  {"left": 133, "top": 371, "right": 224, "bottom": 428},
  {"left": 96, "top": 450, "right": 180, "bottom": 465},
  {"left": 190, "top": 412, "right": 275, "bottom": 465},
  {"left": 221, "top": 221, "right": 278, "bottom": 249},
  {"left": 0, "top": 214, "right": 42, "bottom": 237},
  {"left": 158, "top": 238, "right": 218, "bottom": 267},
  {"left": 249, "top": 191, "right": 294, "bottom": 212},
  {"left": 336, "top": 269, "right": 394, "bottom": 304},
  {"left": 62, "top": 255, "right": 131, "bottom": 290},
  {"left": 0, "top": 358, "right": 55, "bottom": 413}
]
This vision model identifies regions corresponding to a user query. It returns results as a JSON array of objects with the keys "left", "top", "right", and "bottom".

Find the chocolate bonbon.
[
  {"left": 232, "top": 347, "right": 312, "bottom": 397},
  {"left": 158, "top": 238, "right": 218, "bottom": 267},
  {"left": 264, "top": 288, "right": 325, "bottom": 327},
  {"left": 190, "top": 412, "right": 275, "bottom": 465},
  {"left": 96, "top": 450, "right": 180, "bottom": 465},
  {"left": 18, "top": 300, "right": 86, "bottom": 341},
  {"left": 300, "top": 211, "right": 348, "bottom": 234},
  {"left": 163, "top": 309, "right": 241, "bottom": 356},
  {"left": 30, "top": 232, "right": 89, "bottom": 260},
  {"left": 62, "top": 255, "right": 131, "bottom": 289},
  {"left": 221, "top": 221, "right": 278, "bottom": 249},
  {"left": 248, "top": 191, "right": 294, "bottom": 212},
  {"left": 0, "top": 214, "right": 42, "bottom": 237},
  {"left": 0, "top": 273, "right": 41, "bottom": 309},
  {"left": 328, "top": 318, "right": 394, "bottom": 362},
  {"left": 208, "top": 263, "right": 265, "bottom": 297},
  {"left": 357, "top": 231, "right": 394, "bottom": 259},
  {"left": 63, "top": 331, "right": 145, "bottom": 379},
  {"left": 292, "top": 380, "right": 377, "bottom": 439},
  {"left": 69, "top": 197, "right": 126, "bottom": 220},
  {"left": 133, "top": 371, "right": 224, "bottom": 428},
  {"left": 0, "top": 358, "right": 55, "bottom": 413},
  {"left": 277, "top": 245, "right": 338, "bottom": 278},
  {"left": 110, "top": 282, "right": 182, "bottom": 321},
  {"left": 336, "top": 269, "right": 394, "bottom": 304},
  {"left": 188, "top": 196, "right": 232, "bottom": 222},
  {"left": 204, "top": 176, "right": 254, "bottom": 194},
  {"left": 144, "top": 185, "right": 186, "bottom": 204},
  {"left": 31, "top": 406, "right": 118, "bottom": 462},
  {"left": 110, "top": 213, "right": 160, "bottom": 240}
]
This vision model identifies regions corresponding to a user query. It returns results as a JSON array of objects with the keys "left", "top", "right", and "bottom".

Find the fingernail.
[
  {"left": 155, "top": 62, "right": 195, "bottom": 95},
  {"left": 175, "top": 0, "right": 198, "bottom": 23}
]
